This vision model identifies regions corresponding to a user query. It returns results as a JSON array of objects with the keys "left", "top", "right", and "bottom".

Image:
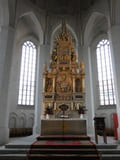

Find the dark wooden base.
[{"left": 41, "top": 119, "right": 87, "bottom": 135}]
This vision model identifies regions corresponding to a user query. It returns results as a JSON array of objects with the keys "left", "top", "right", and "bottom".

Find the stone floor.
[{"left": 0, "top": 135, "right": 118, "bottom": 148}]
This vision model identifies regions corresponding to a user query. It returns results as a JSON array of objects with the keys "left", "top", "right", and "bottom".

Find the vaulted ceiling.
[{"left": 29, "top": 0, "right": 96, "bottom": 15}]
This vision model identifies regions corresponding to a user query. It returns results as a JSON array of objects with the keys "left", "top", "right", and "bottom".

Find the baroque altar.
[{"left": 42, "top": 21, "right": 86, "bottom": 119}]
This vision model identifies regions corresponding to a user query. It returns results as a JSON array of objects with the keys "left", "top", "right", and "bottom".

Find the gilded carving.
[
  {"left": 56, "top": 74, "right": 72, "bottom": 93},
  {"left": 42, "top": 20, "right": 86, "bottom": 118}
]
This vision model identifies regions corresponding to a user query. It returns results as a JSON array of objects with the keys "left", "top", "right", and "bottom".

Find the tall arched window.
[
  {"left": 96, "top": 39, "right": 116, "bottom": 105},
  {"left": 18, "top": 41, "right": 37, "bottom": 106}
]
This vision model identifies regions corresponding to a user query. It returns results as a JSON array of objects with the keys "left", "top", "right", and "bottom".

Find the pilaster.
[{"left": 83, "top": 45, "right": 95, "bottom": 139}]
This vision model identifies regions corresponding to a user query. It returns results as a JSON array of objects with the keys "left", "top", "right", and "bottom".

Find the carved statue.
[
  {"left": 80, "top": 61, "right": 85, "bottom": 74},
  {"left": 71, "top": 48, "right": 77, "bottom": 62},
  {"left": 51, "top": 48, "right": 57, "bottom": 63},
  {"left": 45, "top": 78, "right": 53, "bottom": 92}
]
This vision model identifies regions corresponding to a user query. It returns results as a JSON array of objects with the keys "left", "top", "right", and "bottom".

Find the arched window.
[
  {"left": 18, "top": 41, "right": 37, "bottom": 106},
  {"left": 96, "top": 39, "right": 116, "bottom": 105}
]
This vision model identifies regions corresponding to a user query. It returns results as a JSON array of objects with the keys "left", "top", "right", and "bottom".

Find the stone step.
[
  {"left": 96, "top": 144, "right": 117, "bottom": 149},
  {"left": 0, "top": 149, "right": 28, "bottom": 154},
  {"left": 1, "top": 144, "right": 120, "bottom": 160},
  {"left": 37, "top": 135, "right": 90, "bottom": 141},
  {"left": 5, "top": 144, "right": 30, "bottom": 149},
  {"left": 29, "top": 148, "right": 98, "bottom": 154},
  {"left": 102, "top": 154, "right": 120, "bottom": 160},
  {"left": 30, "top": 144, "right": 97, "bottom": 149},
  {"left": 98, "top": 149, "right": 120, "bottom": 154},
  {"left": 1, "top": 148, "right": 120, "bottom": 155},
  {"left": 5, "top": 144, "right": 117, "bottom": 149},
  {"left": 27, "top": 154, "right": 100, "bottom": 160},
  {"left": 0, "top": 154, "right": 27, "bottom": 160}
]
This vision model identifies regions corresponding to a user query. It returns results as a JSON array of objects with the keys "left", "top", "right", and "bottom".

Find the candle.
[
  {"left": 54, "top": 102, "right": 56, "bottom": 110},
  {"left": 71, "top": 102, "right": 73, "bottom": 110}
]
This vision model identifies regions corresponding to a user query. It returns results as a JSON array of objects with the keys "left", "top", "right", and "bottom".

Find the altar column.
[
  {"left": 108, "top": 25, "right": 120, "bottom": 139},
  {"left": 73, "top": 76, "right": 76, "bottom": 93},
  {"left": 43, "top": 75, "right": 46, "bottom": 92},
  {"left": 53, "top": 76, "right": 55, "bottom": 92},
  {"left": 81, "top": 74, "right": 85, "bottom": 93}
]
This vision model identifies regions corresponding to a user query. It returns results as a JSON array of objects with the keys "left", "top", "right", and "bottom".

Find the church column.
[
  {"left": 108, "top": 25, "right": 120, "bottom": 139},
  {"left": 83, "top": 45, "right": 95, "bottom": 139},
  {"left": 33, "top": 45, "right": 50, "bottom": 135},
  {"left": 0, "top": 25, "right": 15, "bottom": 145}
]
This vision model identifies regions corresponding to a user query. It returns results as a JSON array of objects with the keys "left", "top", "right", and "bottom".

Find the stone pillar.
[
  {"left": 83, "top": 45, "right": 95, "bottom": 139},
  {"left": 0, "top": 26, "right": 15, "bottom": 145},
  {"left": 33, "top": 45, "right": 50, "bottom": 135},
  {"left": 108, "top": 25, "right": 120, "bottom": 139}
]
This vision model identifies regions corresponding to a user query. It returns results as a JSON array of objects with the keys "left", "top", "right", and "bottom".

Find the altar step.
[
  {"left": 37, "top": 135, "right": 90, "bottom": 141},
  {"left": 28, "top": 154, "right": 100, "bottom": 160},
  {"left": 1, "top": 148, "right": 120, "bottom": 160},
  {"left": 28, "top": 135, "right": 99, "bottom": 160},
  {"left": 0, "top": 137, "right": 120, "bottom": 160},
  {"left": 28, "top": 148, "right": 98, "bottom": 154}
]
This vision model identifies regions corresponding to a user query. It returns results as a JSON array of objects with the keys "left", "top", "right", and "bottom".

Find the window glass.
[
  {"left": 96, "top": 39, "right": 116, "bottom": 105},
  {"left": 18, "top": 41, "right": 37, "bottom": 106}
]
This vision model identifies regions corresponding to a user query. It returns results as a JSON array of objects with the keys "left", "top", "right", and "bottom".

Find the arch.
[
  {"left": 28, "top": 117, "right": 34, "bottom": 128},
  {"left": 18, "top": 11, "right": 43, "bottom": 45},
  {"left": 19, "top": 113, "right": 26, "bottom": 128},
  {"left": 84, "top": 12, "right": 108, "bottom": 46},
  {"left": 91, "top": 33, "right": 108, "bottom": 50},
  {"left": 27, "top": 113, "right": 34, "bottom": 128},
  {"left": 17, "top": 35, "right": 39, "bottom": 53},
  {"left": 9, "top": 112, "right": 18, "bottom": 128},
  {"left": 50, "top": 23, "right": 78, "bottom": 54}
]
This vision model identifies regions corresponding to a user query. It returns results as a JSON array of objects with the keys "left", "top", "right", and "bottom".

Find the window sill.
[
  {"left": 17, "top": 105, "right": 34, "bottom": 110},
  {"left": 97, "top": 105, "right": 116, "bottom": 110}
]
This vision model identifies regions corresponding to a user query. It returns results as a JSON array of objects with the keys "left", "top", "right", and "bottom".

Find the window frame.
[
  {"left": 96, "top": 39, "right": 116, "bottom": 106},
  {"left": 17, "top": 40, "right": 37, "bottom": 107}
]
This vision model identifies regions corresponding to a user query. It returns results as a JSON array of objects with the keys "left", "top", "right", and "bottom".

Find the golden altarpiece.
[{"left": 42, "top": 21, "right": 86, "bottom": 120}]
